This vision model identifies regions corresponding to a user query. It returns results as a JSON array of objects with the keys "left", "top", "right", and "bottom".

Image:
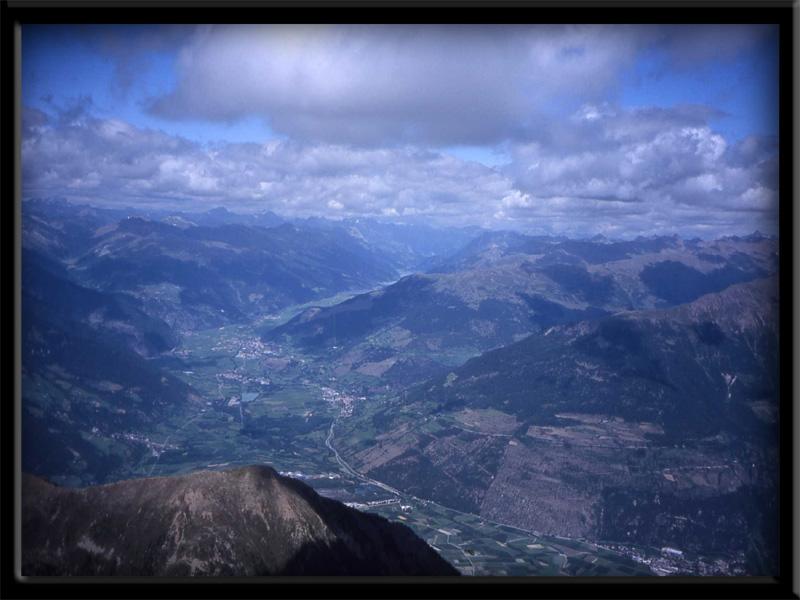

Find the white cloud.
[
  {"left": 21, "top": 101, "right": 778, "bottom": 239},
  {"left": 501, "top": 104, "right": 777, "bottom": 236},
  {"left": 21, "top": 113, "right": 516, "bottom": 225}
]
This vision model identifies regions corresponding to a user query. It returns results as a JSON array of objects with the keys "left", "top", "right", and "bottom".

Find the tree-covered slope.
[
  {"left": 267, "top": 234, "right": 777, "bottom": 386},
  {"left": 334, "top": 277, "right": 780, "bottom": 572}
]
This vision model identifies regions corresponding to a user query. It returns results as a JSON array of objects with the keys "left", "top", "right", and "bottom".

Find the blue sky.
[
  {"left": 21, "top": 24, "right": 781, "bottom": 238},
  {"left": 619, "top": 40, "right": 780, "bottom": 143},
  {"left": 23, "top": 25, "right": 279, "bottom": 144}
]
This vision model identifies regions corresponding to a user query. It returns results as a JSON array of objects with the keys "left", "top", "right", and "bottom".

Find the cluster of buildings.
[
  {"left": 219, "top": 371, "right": 245, "bottom": 382},
  {"left": 595, "top": 542, "right": 743, "bottom": 576},
  {"left": 279, "top": 471, "right": 342, "bottom": 481},
  {"left": 345, "top": 498, "right": 400, "bottom": 510},
  {"left": 236, "top": 338, "right": 277, "bottom": 360},
  {"left": 109, "top": 432, "right": 177, "bottom": 456},
  {"left": 320, "top": 386, "right": 366, "bottom": 418}
]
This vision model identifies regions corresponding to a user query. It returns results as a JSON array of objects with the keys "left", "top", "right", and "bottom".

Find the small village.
[
  {"left": 235, "top": 338, "right": 277, "bottom": 360},
  {"left": 279, "top": 470, "right": 342, "bottom": 481},
  {"left": 320, "top": 386, "right": 366, "bottom": 418},
  {"left": 595, "top": 541, "right": 747, "bottom": 576},
  {"left": 110, "top": 432, "right": 178, "bottom": 457}
]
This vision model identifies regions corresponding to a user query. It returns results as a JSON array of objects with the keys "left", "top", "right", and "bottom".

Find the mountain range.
[
  {"left": 267, "top": 230, "right": 777, "bottom": 387},
  {"left": 19, "top": 197, "right": 782, "bottom": 576},
  {"left": 20, "top": 198, "right": 482, "bottom": 486}
]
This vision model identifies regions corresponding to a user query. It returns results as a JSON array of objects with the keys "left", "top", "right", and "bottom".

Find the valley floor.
[{"left": 44, "top": 294, "right": 743, "bottom": 577}]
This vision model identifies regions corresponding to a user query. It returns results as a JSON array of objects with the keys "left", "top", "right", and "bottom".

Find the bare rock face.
[{"left": 21, "top": 465, "right": 458, "bottom": 576}]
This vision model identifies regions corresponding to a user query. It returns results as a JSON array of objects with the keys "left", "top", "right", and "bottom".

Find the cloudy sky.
[{"left": 21, "top": 24, "right": 780, "bottom": 238}]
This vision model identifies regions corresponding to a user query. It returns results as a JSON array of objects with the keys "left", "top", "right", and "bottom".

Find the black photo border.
[{"left": 2, "top": 2, "right": 796, "bottom": 599}]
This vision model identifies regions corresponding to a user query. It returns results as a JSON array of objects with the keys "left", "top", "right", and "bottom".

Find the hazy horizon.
[{"left": 22, "top": 195, "right": 777, "bottom": 243}]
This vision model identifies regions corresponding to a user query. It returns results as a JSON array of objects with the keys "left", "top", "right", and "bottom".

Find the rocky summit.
[{"left": 21, "top": 465, "right": 458, "bottom": 576}]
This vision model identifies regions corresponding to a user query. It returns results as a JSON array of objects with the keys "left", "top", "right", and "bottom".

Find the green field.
[
  {"left": 78, "top": 316, "right": 657, "bottom": 577},
  {"left": 362, "top": 501, "right": 653, "bottom": 576}
]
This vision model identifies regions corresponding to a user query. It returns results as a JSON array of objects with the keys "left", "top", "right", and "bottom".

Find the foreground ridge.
[{"left": 22, "top": 465, "right": 459, "bottom": 576}]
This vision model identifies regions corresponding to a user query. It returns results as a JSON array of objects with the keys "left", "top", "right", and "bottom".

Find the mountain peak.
[
  {"left": 206, "top": 206, "right": 231, "bottom": 215},
  {"left": 590, "top": 234, "right": 612, "bottom": 244},
  {"left": 22, "top": 466, "right": 458, "bottom": 576}
]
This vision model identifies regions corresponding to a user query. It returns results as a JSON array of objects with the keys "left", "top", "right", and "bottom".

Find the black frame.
[{"left": 2, "top": 3, "right": 796, "bottom": 598}]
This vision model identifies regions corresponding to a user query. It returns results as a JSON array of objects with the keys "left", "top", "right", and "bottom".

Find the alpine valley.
[{"left": 21, "top": 197, "right": 780, "bottom": 577}]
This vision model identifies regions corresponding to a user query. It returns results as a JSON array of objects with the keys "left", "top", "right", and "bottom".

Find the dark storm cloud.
[
  {"left": 146, "top": 24, "right": 646, "bottom": 146},
  {"left": 21, "top": 105, "right": 49, "bottom": 135},
  {"left": 144, "top": 24, "right": 776, "bottom": 148},
  {"left": 78, "top": 24, "right": 196, "bottom": 98},
  {"left": 40, "top": 94, "right": 95, "bottom": 127}
]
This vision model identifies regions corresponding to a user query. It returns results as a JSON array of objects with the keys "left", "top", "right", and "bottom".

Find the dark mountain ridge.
[
  {"left": 23, "top": 196, "right": 482, "bottom": 274},
  {"left": 21, "top": 248, "right": 198, "bottom": 486},
  {"left": 266, "top": 233, "right": 776, "bottom": 385},
  {"left": 26, "top": 214, "right": 400, "bottom": 333},
  {"left": 21, "top": 284, "right": 198, "bottom": 485},
  {"left": 22, "top": 465, "right": 458, "bottom": 577},
  {"left": 426, "top": 229, "right": 540, "bottom": 274},
  {"left": 290, "top": 215, "right": 482, "bottom": 271},
  {"left": 418, "top": 275, "right": 778, "bottom": 440},
  {"left": 23, "top": 249, "right": 178, "bottom": 357},
  {"left": 334, "top": 277, "right": 779, "bottom": 572}
]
